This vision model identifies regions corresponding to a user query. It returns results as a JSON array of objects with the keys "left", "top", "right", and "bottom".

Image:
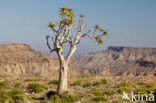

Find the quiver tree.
[{"left": 46, "top": 7, "right": 108, "bottom": 95}]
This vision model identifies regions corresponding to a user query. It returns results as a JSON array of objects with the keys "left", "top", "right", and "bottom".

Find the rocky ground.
[{"left": 0, "top": 75, "right": 156, "bottom": 103}]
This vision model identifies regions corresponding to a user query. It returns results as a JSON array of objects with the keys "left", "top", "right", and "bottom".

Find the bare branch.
[
  {"left": 80, "top": 28, "right": 92, "bottom": 37},
  {"left": 46, "top": 35, "right": 56, "bottom": 53}
]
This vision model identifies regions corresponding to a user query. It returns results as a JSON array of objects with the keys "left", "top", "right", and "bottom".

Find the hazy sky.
[{"left": 0, "top": 0, "right": 156, "bottom": 48}]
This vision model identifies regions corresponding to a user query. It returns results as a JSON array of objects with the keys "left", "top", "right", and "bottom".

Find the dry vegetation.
[{"left": 0, "top": 75, "right": 156, "bottom": 103}]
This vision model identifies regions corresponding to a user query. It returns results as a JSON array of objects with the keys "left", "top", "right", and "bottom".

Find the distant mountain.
[
  {"left": 71, "top": 46, "right": 156, "bottom": 76},
  {"left": 0, "top": 44, "right": 78, "bottom": 77}
]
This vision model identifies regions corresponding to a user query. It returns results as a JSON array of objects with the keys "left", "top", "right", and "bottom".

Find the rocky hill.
[
  {"left": 71, "top": 46, "right": 156, "bottom": 76},
  {"left": 0, "top": 44, "right": 78, "bottom": 77}
]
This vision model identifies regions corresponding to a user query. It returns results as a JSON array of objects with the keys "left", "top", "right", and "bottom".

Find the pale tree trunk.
[
  {"left": 56, "top": 49, "right": 68, "bottom": 95},
  {"left": 57, "top": 61, "right": 68, "bottom": 95},
  {"left": 57, "top": 46, "right": 76, "bottom": 95}
]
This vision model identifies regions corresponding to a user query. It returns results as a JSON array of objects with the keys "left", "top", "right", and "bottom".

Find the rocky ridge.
[
  {"left": 0, "top": 44, "right": 60, "bottom": 77},
  {"left": 71, "top": 46, "right": 156, "bottom": 76}
]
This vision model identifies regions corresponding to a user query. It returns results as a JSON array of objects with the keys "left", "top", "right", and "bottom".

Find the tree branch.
[{"left": 46, "top": 36, "right": 56, "bottom": 53}]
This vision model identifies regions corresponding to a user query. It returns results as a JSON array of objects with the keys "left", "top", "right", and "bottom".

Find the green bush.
[
  {"left": 90, "top": 88, "right": 103, "bottom": 96},
  {"left": 134, "top": 83, "right": 155, "bottom": 95},
  {"left": 83, "top": 82, "right": 91, "bottom": 87},
  {"left": 117, "top": 81, "right": 131, "bottom": 88},
  {"left": 79, "top": 74, "right": 96, "bottom": 78},
  {"left": 0, "top": 89, "right": 13, "bottom": 103},
  {"left": 101, "top": 79, "right": 108, "bottom": 84},
  {"left": 118, "top": 87, "right": 131, "bottom": 94},
  {"left": 25, "top": 78, "right": 42, "bottom": 82},
  {"left": 105, "top": 90, "right": 115, "bottom": 95},
  {"left": 138, "top": 82, "right": 147, "bottom": 86},
  {"left": 0, "top": 80, "right": 9, "bottom": 89},
  {"left": 46, "top": 91, "right": 84, "bottom": 103},
  {"left": 14, "top": 82, "right": 21, "bottom": 88},
  {"left": 93, "top": 79, "right": 108, "bottom": 86},
  {"left": 93, "top": 96, "right": 107, "bottom": 101},
  {"left": 72, "top": 80, "right": 82, "bottom": 86},
  {"left": 146, "top": 83, "right": 155, "bottom": 89},
  {"left": 49, "top": 79, "right": 59, "bottom": 84},
  {"left": 8, "top": 89, "right": 32, "bottom": 102},
  {"left": 28, "top": 83, "right": 46, "bottom": 93},
  {"left": 93, "top": 81, "right": 101, "bottom": 86},
  {"left": 48, "top": 95, "right": 68, "bottom": 103},
  {"left": 62, "top": 93, "right": 84, "bottom": 102}
]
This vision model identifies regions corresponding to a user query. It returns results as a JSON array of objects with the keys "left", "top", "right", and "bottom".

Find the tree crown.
[{"left": 46, "top": 7, "right": 109, "bottom": 55}]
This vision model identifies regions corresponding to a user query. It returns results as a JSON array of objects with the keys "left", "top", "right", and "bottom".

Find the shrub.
[
  {"left": 105, "top": 90, "right": 115, "bottom": 95},
  {"left": 73, "top": 80, "right": 82, "bottom": 85},
  {"left": 118, "top": 87, "right": 131, "bottom": 94},
  {"left": 146, "top": 83, "right": 155, "bottom": 89},
  {"left": 28, "top": 83, "right": 46, "bottom": 93},
  {"left": 8, "top": 89, "right": 28, "bottom": 102},
  {"left": 25, "top": 78, "right": 42, "bottom": 82},
  {"left": 0, "top": 89, "right": 13, "bottom": 103},
  {"left": 62, "top": 93, "right": 84, "bottom": 102},
  {"left": 117, "top": 81, "right": 131, "bottom": 88},
  {"left": 83, "top": 82, "right": 91, "bottom": 87},
  {"left": 93, "top": 79, "right": 107, "bottom": 86},
  {"left": 93, "top": 96, "right": 107, "bottom": 101},
  {"left": 93, "top": 81, "right": 101, "bottom": 86},
  {"left": 0, "top": 80, "right": 9, "bottom": 89},
  {"left": 14, "top": 82, "right": 21, "bottom": 88},
  {"left": 49, "top": 95, "right": 68, "bottom": 103},
  {"left": 100, "top": 79, "right": 108, "bottom": 84},
  {"left": 46, "top": 91, "right": 84, "bottom": 103},
  {"left": 79, "top": 74, "right": 97, "bottom": 78},
  {"left": 49, "top": 79, "right": 59, "bottom": 84},
  {"left": 90, "top": 88, "right": 103, "bottom": 96},
  {"left": 138, "top": 82, "right": 147, "bottom": 85}
]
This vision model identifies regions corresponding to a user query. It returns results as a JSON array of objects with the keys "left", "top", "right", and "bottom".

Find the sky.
[{"left": 0, "top": 0, "right": 156, "bottom": 49}]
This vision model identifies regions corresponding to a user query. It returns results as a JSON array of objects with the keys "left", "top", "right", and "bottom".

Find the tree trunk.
[
  {"left": 56, "top": 46, "right": 76, "bottom": 95},
  {"left": 57, "top": 50, "right": 68, "bottom": 95},
  {"left": 57, "top": 63, "right": 68, "bottom": 95}
]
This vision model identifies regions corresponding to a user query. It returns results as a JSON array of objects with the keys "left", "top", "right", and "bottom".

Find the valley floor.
[{"left": 0, "top": 75, "right": 156, "bottom": 103}]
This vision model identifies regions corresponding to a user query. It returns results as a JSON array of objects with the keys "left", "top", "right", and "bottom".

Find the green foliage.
[
  {"left": 118, "top": 87, "right": 131, "bottom": 94},
  {"left": 62, "top": 93, "right": 84, "bottom": 102},
  {"left": 72, "top": 80, "right": 82, "bottom": 86},
  {"left": 105, "top": 90, "right": 115, "bottom": 95},
  {"left": 46, "top": 91, "right": 84, "bottom": 103},
  {"left": 14, "top": 82, "right": 21, "bottom": 88},
  {"left": 90, "top": 88, "right": 103, "bottom": 96},
  {"left": 138, "top": 82, "right": 147, "bottom": 85},
  {"left": 134, "top": 83, "right": 155, "bottom": 95},
  {"left": 146, "top": 83, "right": 155, "bottom": 89},
  {"left": 49, "top": 79, "right": 59, "bottom": 84},
  {"left": 0, "top": 80, "right": 8, "bottom": 89},
  {"left": 93, "top": 96, "right": 107, "bottom": 101},
  {"left": 25, "top": 78, "right": 42, "bottom": 82},
  {"left": 8, "top": 88, "right": 32, "bottom": 102},
  {"left": 0, "top": 89, "right": 13, "bottom": 103},
  {"left": 117, "top": 81, "right": 131, "bottom": 88},
  {"left": 48, "top": 95, "right": 68, "bottom": 103},
  {"left": 0, "top": 75, "right": 12, "bottom": 78},
  {"left": 93, "top": 79, "right": 108, "bottom": 86},
  {"left": 94, "top": 36, "right": 104, "bottom": 44},
  {"left": 79, "top": 74, "right": 96, "bottom": 78},
  {"left": 28, "top": 83, "right": 46, "bottom": 93},
  {"left": 83, "top": 82, "right": 91, "bottom": 87}
]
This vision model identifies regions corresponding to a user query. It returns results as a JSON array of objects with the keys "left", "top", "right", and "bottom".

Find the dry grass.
[{"left": 0, "top": 75, "right": 156, "bottom": 103}]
